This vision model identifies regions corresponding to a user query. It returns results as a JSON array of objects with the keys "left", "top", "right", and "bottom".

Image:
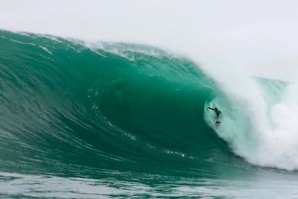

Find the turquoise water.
[{"left": 0, "top": 30, "right": 297, "bottom": 198}]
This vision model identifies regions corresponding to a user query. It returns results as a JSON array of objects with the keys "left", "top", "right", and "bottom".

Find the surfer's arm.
[{"left": 208, "top": 107, "right": 214, "bottom": 110}]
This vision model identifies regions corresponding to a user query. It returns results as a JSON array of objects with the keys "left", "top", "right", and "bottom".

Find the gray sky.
[{"left": 0, "top": 0, "right": 298, "bottom": 80}]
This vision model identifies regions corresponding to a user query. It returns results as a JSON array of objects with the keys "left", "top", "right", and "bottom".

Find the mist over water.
[{"left": 1, "top": 0, "right": 298, "bottom": 80}]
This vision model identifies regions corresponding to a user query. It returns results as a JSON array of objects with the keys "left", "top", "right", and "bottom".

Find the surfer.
[{"left": 208, "top": 107, "right": 222, "bottom": 119}]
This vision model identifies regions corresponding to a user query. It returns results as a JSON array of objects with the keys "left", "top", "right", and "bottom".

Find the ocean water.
[{"left": 1, "top": 30, "right": 298, "bottom": 198}]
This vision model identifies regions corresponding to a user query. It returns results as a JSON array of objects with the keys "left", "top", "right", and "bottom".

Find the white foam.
[
  {"left": 255, "top": 83, "right": 298, "bottom": 170},
  {"left": 205, "top": 75, "right": 298, "bottom": 170}
]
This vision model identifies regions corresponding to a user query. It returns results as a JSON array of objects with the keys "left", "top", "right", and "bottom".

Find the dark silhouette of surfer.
[{"left": 208, "top": 107, "right": 222, "bottom": 120}]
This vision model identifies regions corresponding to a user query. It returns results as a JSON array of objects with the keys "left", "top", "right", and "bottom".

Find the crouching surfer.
[{"left": 208, "top": 107, "right": 222, "bottom": 124}]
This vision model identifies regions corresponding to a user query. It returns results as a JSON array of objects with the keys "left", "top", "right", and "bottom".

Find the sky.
[{"left": 0, "top": 0, "right": 297, "bottom": 81}]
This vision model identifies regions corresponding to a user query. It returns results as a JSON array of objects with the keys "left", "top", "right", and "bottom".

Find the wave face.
[
  {"left": 1, "top": 30, "right": 298, "bottom": 181},
  {"left": 0, "top": 30, "right": 235, "bottom": 176}
]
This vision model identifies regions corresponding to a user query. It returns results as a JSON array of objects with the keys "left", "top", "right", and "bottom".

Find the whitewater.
[{"left": 1, "top": 1, "right": 298, "bottom": 198}]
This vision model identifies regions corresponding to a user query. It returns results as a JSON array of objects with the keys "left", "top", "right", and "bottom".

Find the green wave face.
[{"left": 0, "top": 30, "right": 262, "bottom": 179}]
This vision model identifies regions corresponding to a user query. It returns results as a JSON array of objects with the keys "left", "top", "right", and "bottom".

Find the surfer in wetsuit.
[{"left": 208, "top": 107, "right": 222, "bottom": 119}]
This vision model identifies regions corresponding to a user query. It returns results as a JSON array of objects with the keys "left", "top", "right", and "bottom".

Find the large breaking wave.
[{"left": 0, "top": 30, "right": 297, "bottom": 174}]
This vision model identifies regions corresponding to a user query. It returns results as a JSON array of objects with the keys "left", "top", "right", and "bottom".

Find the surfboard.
[{"left": 215, "top": 121, "right": 221, "bottom": 124}]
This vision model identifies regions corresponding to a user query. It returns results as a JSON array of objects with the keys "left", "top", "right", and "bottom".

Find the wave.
[{"left": 0, "top": 30, "right": 297, "bottom": 174}]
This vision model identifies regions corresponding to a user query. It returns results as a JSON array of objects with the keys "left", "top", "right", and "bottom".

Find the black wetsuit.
[{"left": 208, "top": 107, "right": 221, "bottom": 119}]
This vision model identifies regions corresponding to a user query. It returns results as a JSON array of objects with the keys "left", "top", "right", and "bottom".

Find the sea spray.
[{"left": 204, "top": 67, "right": 298, "bottom": 169}]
